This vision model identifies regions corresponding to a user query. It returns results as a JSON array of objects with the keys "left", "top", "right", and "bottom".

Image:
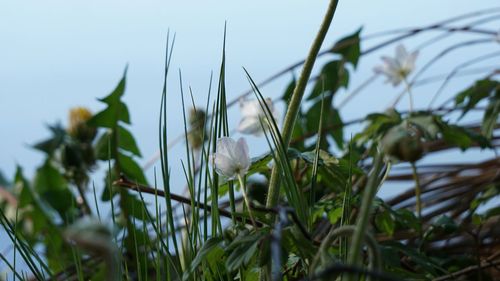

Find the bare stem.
[
  {"left": 345, "top": 153, "right": 384, "bottom": 281},
  {"left": 237, "top": 174, "right": 257, "bottom": 228},
  {"left": 411, "top": 162, "right": 422, "bottom": 221},
  {"left": 265, "top": 0, "right": 340, "bottom": 209}
]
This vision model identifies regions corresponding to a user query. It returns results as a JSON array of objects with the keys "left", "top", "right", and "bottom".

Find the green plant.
[{"left": 1, "top": 6, "right": 500, "bottom": 281}]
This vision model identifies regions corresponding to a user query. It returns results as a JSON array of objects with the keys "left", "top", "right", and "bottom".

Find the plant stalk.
[
  {"left": 238, "top": 174, "right": 257, "bottom": 227},
  {"left": 411, "top": 162, "right": 422, "bottom": 221},
  {"left": 345, "top": 153, "right": 384, "bottom": 281},
  {"left": 265, "top": 0, "right": 340, "bottom": 209}
]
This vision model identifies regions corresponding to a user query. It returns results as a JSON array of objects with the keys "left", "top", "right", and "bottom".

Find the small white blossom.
[
  {"left": 212, "top": 137, "right": 250, "bottom": 180},
  {"left": 238, "top": 98, "right": 278, "bottom": 136},
  {"left": 374, "top": 44, "right": 418, "bottom": 86}
]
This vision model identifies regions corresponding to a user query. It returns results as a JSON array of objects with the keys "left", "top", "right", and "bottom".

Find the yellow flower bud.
[{"left": 68, "top": 107, "right": 96, "bottom": 143}]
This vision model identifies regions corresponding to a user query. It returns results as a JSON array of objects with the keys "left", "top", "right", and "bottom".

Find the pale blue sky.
[{"left": 1, "top": 1, "right": 499, "bottom": 191}]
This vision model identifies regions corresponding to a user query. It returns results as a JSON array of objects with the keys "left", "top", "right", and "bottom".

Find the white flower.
[
  {"left": 374, "top": 44, "right": 418, "bottom": 86},
  {"left": 238, "top": 98, "right": 277, "bottom": 136},
  {"left": 212, "top": 137, "right": 250, "bottom": 179}
]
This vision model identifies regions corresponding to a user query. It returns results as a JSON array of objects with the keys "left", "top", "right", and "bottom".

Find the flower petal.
[
  {"left": 216, "top": 137, "right": 237, "bottom": 158},
  {"left": 236, "top": 137, "right": 250, "bottom": 171},
  {"left": 213, "top": 152, "right": 237, "bottom": 179},
  {"left": 404, "top": 50, "right": 419, "bottom": 73},
  {"left": 238, "top": 117, "right": 264, "bottom": 136},
  {"left": 395, "top": 44, "right": 408, "bottom": 63},
  {"left": 240, "top": 99, "right": 261, "bottom": 117}
]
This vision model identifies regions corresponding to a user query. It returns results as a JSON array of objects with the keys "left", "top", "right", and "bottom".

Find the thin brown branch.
[{"left": 113, "top": 175, "right": 265, "bottom": 227}]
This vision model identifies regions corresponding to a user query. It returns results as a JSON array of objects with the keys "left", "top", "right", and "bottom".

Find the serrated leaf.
[
  {"left": 32, "top": 123, "right": 67, "bottom": 155},
  {"left": 94, "top": 131, "right": 114, "bottom": 160},
  {"left": 118, "top": 153, "right": 148, "bottom": 185},
  {"left": 118, "top": 126, "right": 141, "bottom": 157},
  {"left": 88, "top": 101, "right": 130, "bottom": 128},
  {"left": 88, "top": 69, "right": 131, "bottom": 128}
]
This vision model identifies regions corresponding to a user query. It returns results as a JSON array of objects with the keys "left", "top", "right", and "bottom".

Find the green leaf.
[
  {"left": 225, "top": 231, "right": 264, "bottom": 272},
  {"left": 331, "top": 27, "right": 362, "bottom": 68},
  {"left": 32, "top": 124, "right": 67, "bottom": 156},
  {"left": 16, "top": 166, "right": 34, "bottom": 208},
  {"left": 126, "top": 192, "right": 151, "bottom": 220},
  {"left": 394, "top": 208, "right": 420, "bottom": 232},
  {"left": 33, "top": 161, "right": 76, "bottom": 217},
  {"left": 34, "top": 161, "right": 68, "bottom": 194},
  {"left": 118, "top": 126, "right": 142, "bottom": 157},
  {"left": 327, "top": 207, "right": 343, "bottom": 225},
  {"left": 408, "top": 114, "right": 440, "bottom": 139},
  {"left": 383, "top": 241, "right": 444, "bottom": 276},
  {"left": 248, "top": 153, "right": 273, "bottom": 174},
  {"left": 282, "top": 77, "right": 297, "bottom": 105},
  {"left": 94, "top": 131, "right": 114, "bottom": 160},
  {"left": 118, "top": 153, "right": 148, "bottom": 185},
  {"left": 100, "top": 169, "right": 118, "bottom": 201},
  {"left": 455, "top": 79, "right": 498, "bottom": 118},
  {"left": 470, "top": 184, "right": 500, "bottom": 210},
  {"left": 226, "top": 241, "right": 259, "bottom": 272},
  {"left": 375, "top": 210, "right": 395, "bottom": 236},
  {"left": 88, "top": 101, "right": 130, "bottom": 128},
  {"left": 306, "top": 97, "right": 344, "bottom": 149},
  {"left": 183, "top": 237, "right": 224, "bottom": 281},
  {"left": 440, "top": 124, "right": 490, "bottom": 150},
  {"left": 484, "top": 206, "right": 500, "bottom": 219},
  {"left": 88, "top": 69, "right": 131, "bottom": 128},
  {"left": 482, "top": 98, "right": 500, "bottom": 139},
  {"left": 0, "top": 170, "right": 10, "bottom": 186},
  {"left": 431, "top": 215, "right": 458, "bottom": 234},
  {"left": 307, "top": 60, "right": 349, "bottom": 101},
  {"left": 354, "top": 110, "right": 402, "bottom": 145},
  {"left": 291, "top": 110, "right": 307, "bottom": 151}
]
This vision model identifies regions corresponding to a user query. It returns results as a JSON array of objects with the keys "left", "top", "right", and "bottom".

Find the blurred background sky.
[{"left": 1, "top": 1, "right": 499, "bottom": 197}]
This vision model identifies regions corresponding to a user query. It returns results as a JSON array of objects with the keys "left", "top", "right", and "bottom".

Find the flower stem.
[
  {"left": 265, "top": 0, "right": 340, "bottom": 209},
  {"left": 237, "top": 174, "right": 257, "bottom": 228},
  {"left": 411, "top": 162, "right": 422, "bottom": 221},
  {"left": 404, "top": 78, "right": 414, "bottom": 113}
]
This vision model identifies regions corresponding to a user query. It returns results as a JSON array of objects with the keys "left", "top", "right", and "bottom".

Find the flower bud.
[
  {"left": 188, "top": 108, "right": 206, "bottom": 149},
  {"left": 68, "top": 107, "right": 97, "bottom": 143},
  {"left": 382, "top": 124, "right": 424, "bottom": 163}
]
